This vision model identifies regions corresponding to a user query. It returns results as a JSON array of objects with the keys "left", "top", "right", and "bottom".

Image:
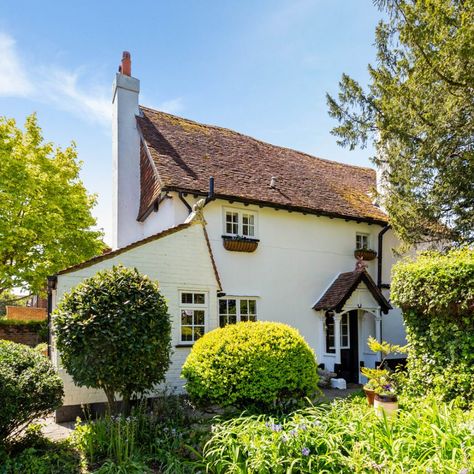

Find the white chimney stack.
[{"left": 112, "top": 51, "right": 142, "bottom": 249}]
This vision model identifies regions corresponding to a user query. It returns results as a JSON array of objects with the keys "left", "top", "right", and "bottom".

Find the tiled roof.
[
  {"left": 313, "top": 270, "right": 391, "bottom": 314},
  {"left": 136, "top": 106, "right": 388, "bottom": 225}
]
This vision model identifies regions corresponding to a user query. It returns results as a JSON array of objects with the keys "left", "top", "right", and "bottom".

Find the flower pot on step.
[{"left": 374, "top": 394, "right": 398, "bottom": 418}]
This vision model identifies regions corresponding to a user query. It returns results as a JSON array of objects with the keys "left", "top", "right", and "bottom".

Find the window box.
[
  {"left": 222, "top": 235, "right": 259, "bottom": 252},
  {"left": 354, "top": 248, "right": 377, "bottom": 261}
]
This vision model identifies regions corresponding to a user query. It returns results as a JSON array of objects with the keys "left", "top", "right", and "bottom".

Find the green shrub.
[
  {"left": 199, "top": 395, "right": 474, "bottom": 473},
  {"left": 0, "top": 425, "right": 82, "bottom": 473},
  {"left": 392, "top": 248, "right": 474, "bottom": 404},
  {"left": 0, "top": 341, "right": 63, "bottom": 443},
  {"left": 54, "top": 266, "right": 171, "bottom": 414},
  {"left": 182, "top": 321, "right": 318, "bottom": 408}
]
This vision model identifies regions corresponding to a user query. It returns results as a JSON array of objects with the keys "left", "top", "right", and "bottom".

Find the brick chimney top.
[{"left": 119, "top": 51, "right": 131, "bottom": 76}]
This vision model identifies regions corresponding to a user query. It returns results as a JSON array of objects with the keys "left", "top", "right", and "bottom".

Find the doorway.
[{"left": 339, "top": 310, "right": 359, "bottom": 383}]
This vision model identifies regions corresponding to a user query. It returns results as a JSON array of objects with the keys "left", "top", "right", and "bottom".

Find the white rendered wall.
[
  {"left": 53, "top": 223, "right": 219, "bottom": 407},
  {"left": 112, "top": 73, "right": 143, "bottom": 249}
]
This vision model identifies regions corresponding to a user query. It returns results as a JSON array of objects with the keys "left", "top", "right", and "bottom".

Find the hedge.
[
  {"left": 182, "top": 321, "right": 318, "bottom": 409},
  {"left": 391, "top": 248, "right": 474, "bottom": 405}
]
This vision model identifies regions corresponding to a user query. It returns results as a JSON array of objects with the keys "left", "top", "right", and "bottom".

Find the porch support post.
[
  {"left": 375, "top": 309, "right": 382, "bottom": 364},
  {"left": 334, "top": 313, "right": 342, "bottom": 365}
]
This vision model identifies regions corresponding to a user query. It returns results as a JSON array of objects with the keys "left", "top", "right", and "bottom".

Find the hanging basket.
[
  {"left": 222, "top": 236, "right": 259, "bottom": 253},
  {"left": 354, "top": 249, "right": 377, "bottom": 261}
]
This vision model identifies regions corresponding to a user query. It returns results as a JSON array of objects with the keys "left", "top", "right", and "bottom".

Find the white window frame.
[
  {"left": 223, "top": 207, "right": 258, "bottom": 238},
  {"left": 326, "top": 312, "right": 350, "bottom": 352},
  {"left": 356, "top": 233, "right": 370, "bottom": 250},
  {"left": 218, "top": 297, "right": 257, "bottom": 327},
  {"left": 179, "top": 291, "right": 208, "bottom": 344}
]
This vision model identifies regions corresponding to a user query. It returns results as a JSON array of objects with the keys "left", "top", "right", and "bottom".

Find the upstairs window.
[
  {"left": 223, "top": 208, "right": 257, "bottom": 238},
  {"left": 219, "top": 298, "right": 257, "bottom": 327},
  {"left": 356, "top": 233, "right": 370, "bottom": 250},
  {"left": 180, "top": 291, "right": 207, "bottom": 343}
]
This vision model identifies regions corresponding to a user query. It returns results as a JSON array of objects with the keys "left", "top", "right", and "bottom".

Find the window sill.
[{"left": 175, "top": 344, "right": 194, "bottom": 348}]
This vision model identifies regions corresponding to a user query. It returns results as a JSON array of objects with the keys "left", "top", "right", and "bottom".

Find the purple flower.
[
  {"left": 299, "top": 423, "right": 307, "bottom": 431},
  {"left": 289, "top": 429, "right": 297, "bottom": 437},
  {"left": 280, "top": 434, "right": 288, "bottom": 443},
  {"left": 301, "top": 447, "right": 310, "bottom": 456},
  {"left": 271, "top": 424, "right": 282, "bottom": 432}
]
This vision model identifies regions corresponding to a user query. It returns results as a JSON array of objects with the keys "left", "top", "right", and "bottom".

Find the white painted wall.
[
  {"left": 53, "top": 222, "right": 219, "bottom": 407},
  {"left": 112, "top": 72, "right": 142, "bottom": 249},
  {"left": 199, "top": 200, "right": 385, "bottom": 371}
]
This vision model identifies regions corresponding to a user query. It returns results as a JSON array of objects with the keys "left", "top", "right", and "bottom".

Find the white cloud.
[
  {"left": 0, "top": 31, "right": 110, "bottom": 125},
  {"left": 158, "top": 97, "right": 185, "bottom": 115},
  {"left": 0, "top": 32, "right": 33, "bottom": 96}
]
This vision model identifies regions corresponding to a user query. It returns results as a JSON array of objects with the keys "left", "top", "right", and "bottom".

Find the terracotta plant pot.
[
  {"left": 363, "top": 387, "right": 376, "bottom": 406},
  {"left": 354, "top": 249, "right": 377, "bottom": 261},
  {"left": 222, "top": 237, "right": 259, "bottom": 253},
  {"left": 374, "top": 394, "right": 398, "bottom": 418}
]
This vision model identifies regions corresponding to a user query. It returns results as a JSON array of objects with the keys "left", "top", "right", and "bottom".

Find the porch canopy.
[
  {"left": 313, "top": 269, "right": 391, "bottom": 367},
  {"left": 313, "top": 270, "right": 391, "bottom": 314}
]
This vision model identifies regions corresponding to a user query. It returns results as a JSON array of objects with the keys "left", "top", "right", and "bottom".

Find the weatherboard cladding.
[
  {"left": 313, "top": 270, "right": 392, "bottom": 314},
  {"left": 137, "top": 106, "right": 388, "bottom": 224}
]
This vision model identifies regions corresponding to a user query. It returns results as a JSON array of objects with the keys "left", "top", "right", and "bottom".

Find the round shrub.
[
  {"left": 182, "top": 321, "right": 318, "bottom": 408},
  {"left": 54, "top": 265, "right": 171, "bottom": 413},
  {"left": 0, "top": 340, "right": 63, "bottom": 442}
]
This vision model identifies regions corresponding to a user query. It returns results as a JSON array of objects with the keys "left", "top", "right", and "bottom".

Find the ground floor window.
[
  {"left": 219, "top": 298, "right": 257, "bottom": 327},
  {"left": 325, "top": 312, "right": 350, "bottom": 353},
  {"left": 180, "top": 291, "right": 207, "bottom": 343}
]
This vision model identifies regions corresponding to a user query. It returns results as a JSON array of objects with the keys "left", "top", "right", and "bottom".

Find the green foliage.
[
  {"left": 54, "top": 266, "right": 171, "bottom": 412},
  {"left": 72, "top": 402, "right": 202, "bottom": 473},
  {"left": 0, "top": 424, "right": 83, "bottom": 473},
  {"left": 200, "top": 395, "right": 474, "bottom": 473},
  {"left": 392, "top": 248, "right": 474, "bottom": 404},
  {"left": 327, "top": 0, "right": 474, "bottom": 246},
  {"left": 0, "top": 114, "right": 105, "bottom": 299},
  {"left": 0, "top": 341, "right": 63, "bottom": 443},
  {"left": 182, "top": 321, "right": 318, "bottom": 409}
]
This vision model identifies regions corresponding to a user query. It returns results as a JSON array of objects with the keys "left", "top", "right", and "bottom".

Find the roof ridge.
[{"left": 138, "top": 105, "right": 375, "bottom": 173}]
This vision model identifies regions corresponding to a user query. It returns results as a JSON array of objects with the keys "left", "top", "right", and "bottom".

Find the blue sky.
[{"left": 0, "top": 0, "right": 382, "bottom": 245}]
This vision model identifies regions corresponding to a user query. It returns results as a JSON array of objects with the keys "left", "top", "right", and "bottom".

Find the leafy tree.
[
  {"left": 0, "top": 114, "right": 105, "bottom": 300},
  {"left": 327, "top": 0, "right": 474, "bottom": 246},
  {"left": 54, "top": 266, "right": 172, "bottom": 414}
]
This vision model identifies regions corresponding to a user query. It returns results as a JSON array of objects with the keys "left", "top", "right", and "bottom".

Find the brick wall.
[
  {"left": 0, "top": 325, "right": 42, "bottom": 347},
  {"left": 6, "top": 306, "right": 47, "bottom": 321}
]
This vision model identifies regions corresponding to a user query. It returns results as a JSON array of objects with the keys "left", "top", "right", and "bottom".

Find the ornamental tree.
[
  {"left": 327, "top": 0, "right": 474, "bottom": 246},
  {"left": 0, "top": 114, "right": 105, "bottom": 301},
  {"left": 54, "top": 266, "right": 171, "bottom": 414}
]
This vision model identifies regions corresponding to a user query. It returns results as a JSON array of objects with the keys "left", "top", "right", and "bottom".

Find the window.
[
  {"left": 219, "top": 298, "right": 257, "bottom": 327},
  {"left": 325, "top": 313, "right": 350, "bottom": 353},
  {"left": 223, "top": 208, "right": 257, "bottom": 237},
  {"left": 180, "top": 291, "right": 207, "bottom": 343},
  {"left": 356, "top": 233, "right": 370, "bottom": 250}
]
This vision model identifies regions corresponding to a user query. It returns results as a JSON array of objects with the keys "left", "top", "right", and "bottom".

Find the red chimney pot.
[{"left": 119, "top": 51, "right": 131, "bottom": 76}]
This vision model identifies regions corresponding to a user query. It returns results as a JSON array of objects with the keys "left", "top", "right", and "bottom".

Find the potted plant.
[
  {"left": 360, "top": 367, "right": 388, "bottom": 406},
  {"left": 222, "top": 235, "right": 259, "bottom": 252},
  {"left": 360, "top": 337, "right": 406, "bottom": 416},
  {"left": 354, "top": 246, "right": 377, "bottom": 261}
]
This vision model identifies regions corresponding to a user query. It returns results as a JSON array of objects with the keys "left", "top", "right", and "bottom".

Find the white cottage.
[{"left": 50, "top": 52, "right": 406, "bottom": 421}]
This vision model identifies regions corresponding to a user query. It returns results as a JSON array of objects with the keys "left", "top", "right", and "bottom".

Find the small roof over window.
[{"left": 313, "top": 270, "right": 392, "bottom": 314}]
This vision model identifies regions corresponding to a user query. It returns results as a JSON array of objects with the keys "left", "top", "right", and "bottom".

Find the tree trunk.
[
  {"left": 103, "top": 387, "right": 116, "bottom": 415},
  {"left": 122, "top": 393, "right": 131, "bottom": 416}
]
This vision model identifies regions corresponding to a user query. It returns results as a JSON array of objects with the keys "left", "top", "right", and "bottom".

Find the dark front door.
[{"left": 339, "top": 310, "right": 359, "bottom": 383}]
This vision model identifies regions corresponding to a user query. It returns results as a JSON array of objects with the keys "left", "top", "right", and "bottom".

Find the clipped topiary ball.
[
  {"left": 0, "top": 341, "right": 63, "bottom": 442},
  {"left": 182, "top": 321, "right": 318, "bottom": 408}
]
